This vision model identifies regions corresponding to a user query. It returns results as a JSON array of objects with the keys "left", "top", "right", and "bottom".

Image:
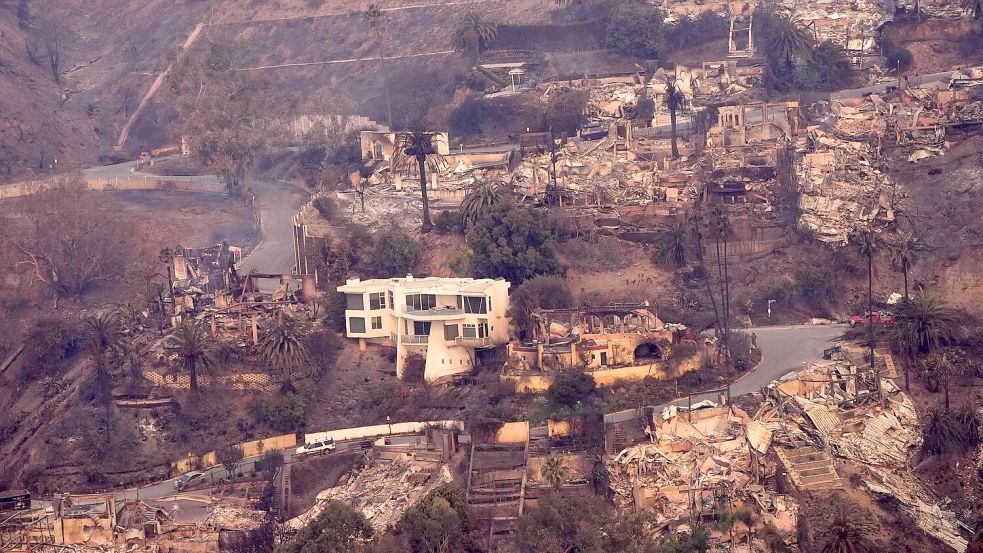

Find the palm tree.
[
  {"left": 258, "top": 318, "right": 310, "bottom": 377},
  {"left": 820, "top": 501, "right": 875, "bottom": 553},
  {"left": 392, "top": 126, "right": 446, "bottom": 233},
  {"left": 650, "top": 222, "right": 689, "bottom": 269},
  {"left": 83, "top": 311, "right": 125, "bottom": 443},
  {"left": 891, "top": 233, "right": 918, "bottom": 300},
  {"left": 168, "top": 320, "right": 216, "bottom": 393},
  {"left": 892, "top": 289, "right": 959, "bottom": 356},
  {"left": 852, "top": 228, "right": 879, "bottom": 396},
  {"left": 461, "top": 181, "right": 510, "bottom": 229},
  {"left": 767, "top": 14, "right": 813, "bottom": 66},
  {"left": 708, "top": 204, "right": 733, "bottom": 362},
  {"left": 966, "top": 0, "right": 983, "bottom": 19},
  {"left": 541, "top": 456, "right": 566, "bottom": 490},
  {"left": 664, "top": 76, "right": 686, "bottom": 160},
  {"left": 452, "top": 9, "right": 497, "bottom": 64}
]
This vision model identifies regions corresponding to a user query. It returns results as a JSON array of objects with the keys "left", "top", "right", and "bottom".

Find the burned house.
[{"left": 503, "top": 304, "right": 691, "bottom": 391}]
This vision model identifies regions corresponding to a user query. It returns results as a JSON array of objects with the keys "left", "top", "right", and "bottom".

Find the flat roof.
[{"left": 338, "top": 276, "right": 508, "bottom": 294}]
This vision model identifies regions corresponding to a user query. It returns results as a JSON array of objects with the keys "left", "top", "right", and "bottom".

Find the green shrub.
[
  {"left": 547, "top": 370, "right": 597, "bottom": 411},
  {"left": 313, "top": 196, "right": 338, "bottom": 221},
  {"left": 446, "top": 248, "right": 473, "bottom": 276},
  {"left": 468, "top": 206, "right": 564, "bottom": 284},
  {"left": 369, "top": 227, "right": 420, "bottom": 277},
  {"left": 794, "top": 42, "right": 855, "bottom": 90},
  {"left": 666, "top": 11, "right": 729, "bottom": 51},
  {"left": 606, "top": 2, "right": 667, "bottom": 58},
  {"left": 434, "top": 210, "right": 465, "bottom": 234}
]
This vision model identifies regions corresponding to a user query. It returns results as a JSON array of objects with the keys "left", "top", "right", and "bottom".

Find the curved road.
[
  {"left": 609, "top": 323, "right": 846, "bottom": 422},
  {"left": 83, "top": 161, "right": 307, "bottom": 278}
]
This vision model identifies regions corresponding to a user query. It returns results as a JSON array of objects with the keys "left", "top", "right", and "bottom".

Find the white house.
[{"left": 337, "top": 275, "right": 511, "bottom": 382}]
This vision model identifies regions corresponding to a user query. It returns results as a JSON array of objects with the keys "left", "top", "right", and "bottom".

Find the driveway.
[
  {"left": 607, "top": 324, "right": 846, "bottom": 422},
  {"left": 83, "top": 161, "right": 308, "bottom": 285}
]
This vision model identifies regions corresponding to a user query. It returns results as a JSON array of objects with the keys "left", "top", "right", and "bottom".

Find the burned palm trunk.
[{"left": 417, "top": 154, "right": 434, "bottom": 233}]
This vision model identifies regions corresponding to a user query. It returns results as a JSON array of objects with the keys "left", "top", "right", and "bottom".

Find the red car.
[{"left": 849, "top": 311, "right": 894, "bottom": 327}]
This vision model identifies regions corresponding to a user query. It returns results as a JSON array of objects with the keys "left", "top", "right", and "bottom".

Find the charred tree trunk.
[
  {"left": 417, "top": 155, "right": 434, "bottom": 233},
  {"left": 669, "top": 106, "right": 680, "bottom": 159}
]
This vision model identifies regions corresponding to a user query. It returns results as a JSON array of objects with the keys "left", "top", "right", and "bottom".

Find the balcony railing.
[
  {"left": 392, "top": 333, "right": 429, "bottom": 344},
  {"left": 451, "top": 336, "right": 493, "bottom": 348},
  {"left": 404, "top": 306, "right": 464, "bottom": 317}
]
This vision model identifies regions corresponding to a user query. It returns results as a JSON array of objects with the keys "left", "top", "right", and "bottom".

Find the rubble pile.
[
  {"left": 287, "top": 459, "right": 453, "bottom": 533},
  {"left": 606, "top": 404, "right": 796, "bottom": 544},
  {"left": 795, "top": 126, "right": 895, "bottom": 245},
  {"left": 759, "top": 358, "right": 969, "bottom": 552},
  {"left": 775, "top": 0, "right": 893, "bottom": 53}
]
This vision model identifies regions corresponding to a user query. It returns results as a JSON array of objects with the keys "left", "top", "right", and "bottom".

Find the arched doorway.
[{"left": 633, "top": 342, "right": 661, "bottom": 363}]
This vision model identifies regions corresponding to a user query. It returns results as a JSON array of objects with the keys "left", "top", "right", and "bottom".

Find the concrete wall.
[
  {"left": 505, "top": 358, "right": 700, "bottom": 393},
  {"left": 173, "top": 434, "right": 297, "bottom": 474},
  {"left": 303, "top": 420, "right": 464, "bottom": 445},
  {"left": 492, "top": 421, "right": 530, "bottom": 444},
  {"left": 0, "top": 175, "right": 226, "bottom": 200}
]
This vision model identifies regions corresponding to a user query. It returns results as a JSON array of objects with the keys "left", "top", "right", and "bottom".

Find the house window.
[
  {"left": 406, "top": 294, "right": 436, "bottom": 311},
  {"left": 478, "top": 322, "right": 489, "bottom": 338},
  {"left": 371, "top": 316, "right": 383, "bottom": 330},
  {"left": 444, "top": 324, "right": 459, "bottom": 340},
  {"left": 389, "top": 291, "right": 394, "bottom": 309},
  {"left": 349, "top": 317, "right": 366, "bottom": 333},
  {"left": 373, "top": 142, "right": 384, "bottom": 160},
  {"left": 346, "top": 294, "right": 364, "bottom": 310},
  {"left": 369, "top": 292, "right": 386, "bottom": 310},
  {"left": 412, "top": 321, "right": 431, "bottom": 336},
  {"left": 463, "top": 296, "right": 487, "bottom": 314},
  {"left": 462, "top": 324, "right": 477, "bottom": 338}
]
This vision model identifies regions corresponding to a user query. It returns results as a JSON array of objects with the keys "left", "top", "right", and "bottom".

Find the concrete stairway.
[{"left": 776, "top": 446, "right": 843, "bottom": 491}]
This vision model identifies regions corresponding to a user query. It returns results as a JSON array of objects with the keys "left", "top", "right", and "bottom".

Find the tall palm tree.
[
  {"left": 852, "top": 228, "right": 879, "bottom": 396},
  {"left": 452, "top": 9, "right": 498, "bottom": 64},
  {"left": 461, "top": 181, "right": 510, "bottom": 229},
  {"left": 84, "top": 311, "right": 125, "bottom": 443},
  {"left": 891, "top": 233, "right": 918, "bottom": 300},
  {"left": 820, "top": 501, "right": 875, "bottom": 553},
  {"left": 392, "top": 126, "right": 446, "bottom": 233},
  {"left": 258, "top": 318, "right": 310, "bottom": 377},
  {"left": 650, "top": 221, "right": 689, "bottom": 269},
  {"left": 168, "top": 320, "right": 216, "bottom": 393},
  {"left": 767, "top": 14, "right": 813, "bottom": 66},
  {"left": 708, "top": 204, "right": 732, "bottom": 362},
  {"left": 541, "top": 456, "right": 566, "bottom": 490},
  {"left": 664, "top": 76, "right": 686, "bottom": 160}
]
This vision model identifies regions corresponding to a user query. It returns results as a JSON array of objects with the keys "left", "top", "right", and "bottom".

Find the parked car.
[
  {"left": 849, "top": 311, "right": 894, "bottom": 327},
  {"left": 296, "top": 438, "right": 336, "bottom": 456},
  {"left": 174, "top": 470, "right": 206, "bottom": 491}
]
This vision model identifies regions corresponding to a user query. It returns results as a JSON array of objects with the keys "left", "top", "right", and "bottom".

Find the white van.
[{"left": 296, "top": 438, "right": 336, "bottom": 456}]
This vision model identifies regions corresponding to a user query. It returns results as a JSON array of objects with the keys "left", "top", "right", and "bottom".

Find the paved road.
[
  {"left": 83, "top": 161, "right": 308, "bottom": 283},
  {"left": 607, "top": 324, "right": 846, "bottom": 422}
]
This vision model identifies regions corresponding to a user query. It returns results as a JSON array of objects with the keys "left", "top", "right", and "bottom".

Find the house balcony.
[
  {"left": 450, "top": 336, "right": 493, "bottom": 348},
  {"left": 392, "top": 333, "right": 429, "bottom": 345},
  {"left": 403, "top": 307, "right": 466, "bottom": 320}
]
